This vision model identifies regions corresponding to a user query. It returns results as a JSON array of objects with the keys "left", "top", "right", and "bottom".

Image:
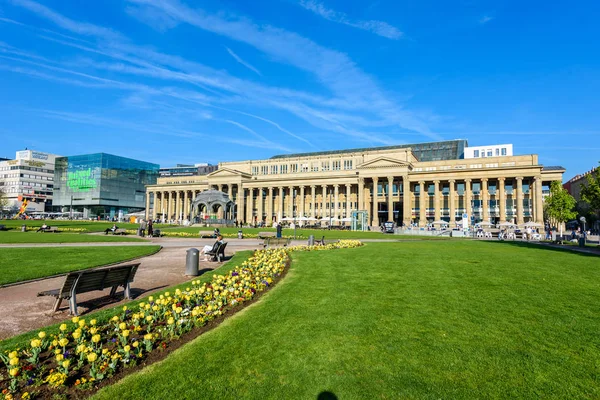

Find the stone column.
[
  {"left": 387, "top": 176, "right": 394, "bottom": 223},
  {"left": 321, "top": 184, "right": 327, "bottom": 218},
  {"left": 278, "top": 187, "right": 284, "bottom": 221},
  {"left": 145, "top": 191, "right": 151, "bottom": 220},
  {"left": 402, "top": 176, "right": 411, "bottom": 226},
  {"left": 247, "top": 188, "right": 254, "bottom": 224},
  {"left": 311, "top": 185, "right": 316, "bottom": 218},
  {"left": 267, "top": 187, "right": 273, "bottom": 223},
  {"left": 175, "top": 191, "right": 182, "bottom": 221},
  {"left": 372, "top": 177, "right": 379, "bottom": 226},
  {"left": 535, "top": 176, "right": 544, "bottom": 224},
  {"left": 152, "top": 191, "right": 158, "bottom": 220},
  {"left": 257, "top": 187, "right": 264, "bottom": 223},
  {"left": 345, "top": 184, "right": 352, "bottom": 218},
  {"left": 227, "top": 185, "right": 233, "bottom": 200},
  {"left": 449, "top": 179, "right": 456, "bottom": 222},
  {"left": 237, "top": 184, "right": 245, "bottom": 223},
  {"left": 183, "top": 191, "right": 189, "bottom": 220},
  {"left": 287, "top": 186, "right": 294, "bottom": 218},
  {"left": 465, "top": 179, "right": 472, "bottom": 223},
  {"left": 434, "top": 180, "right": 441, "bottom": 221},
  {"left": 334, "top": 184, "right": 339, "bottom": 220},
  {"left": 300, "top": 186, "right": 305, "bottom": 217},
  {"left": 419, "top": 181, "right": 426, "bottom": 226},
  {"left": 516, "top": 177, "right": 524, "bottom": 224},
  {"left": 168, "top": 192, "right": 174, "bottom": 220},
  {"left": 498, "top": 178, "right": 506, "bottom": 221},
  {"left": 358, "top": 178, "right": 365, "bottom": 211},
  {"left": 482, "top": 178, "right": 489, "bottom": 222}
]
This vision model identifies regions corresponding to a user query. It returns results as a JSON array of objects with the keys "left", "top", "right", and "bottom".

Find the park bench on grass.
[
  {"left": 206, "top": 242, "right": 227, "bottom": 262},
  {"left": 258, "top": 232, "right": 276, "bottom": 239},
  {"left": 263, "top": 237, "right": 291, "bottom": 248},
  {"left": 152, "top": 229, "right": 162, "bottom": 237},
  {"left": 45, "top": 226, "right": 60, "bottom": 233},
  {"left": 113, "top": 228, "right": 127, "bottom": 235},
  {"left": 37, "top": 263, "right": 140, "bottom": 316},
  {"left": 199, "top": 230, "right": 215, "bottom": 238},
  {"left": 314, "top": 235, "right": 325, "bottom": 246}
]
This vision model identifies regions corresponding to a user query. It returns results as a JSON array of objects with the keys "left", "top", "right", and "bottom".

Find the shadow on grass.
[
  {"left": 317, "top": 392, "right": 338, "bottom": 400},
  {"left": 484, "top": 240, "right": 600, "bottom": 258}
]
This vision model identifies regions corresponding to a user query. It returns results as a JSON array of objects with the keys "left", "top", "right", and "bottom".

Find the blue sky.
[{"left": 1, "top": 0, "right": 599, "bottom": 180}]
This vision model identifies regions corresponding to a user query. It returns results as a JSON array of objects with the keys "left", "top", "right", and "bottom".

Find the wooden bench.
[
  {"left": 199, "top": 230, "right": 216, "bottom": 238},
  {"left": 152, "top": 229, "right": 162, "bottom": 237},
  {"left": 37, "top": 263, "right": 139, "bottom": 316},
  {"left": 314, "top": 236, "right": 325, "bottom": 246},
  {"left": 258, "top": 231, "right": 276, "bottom": 239},
  {"left": 206, "top": 242, "right": 227, "bottom": 262},
  {"left": 113, "top": 228, "right": 127, "bottom": 235},
  {"left": 46, "top": 226, "right": 59, "bottom": 233},
  {"left": 263, "top": 237, "right": 291, "bottom": 248}
]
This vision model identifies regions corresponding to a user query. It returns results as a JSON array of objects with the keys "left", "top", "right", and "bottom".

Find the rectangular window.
[
  {"left": 280, "top": 164, "right": 288, "bottom": 174},
  {"left": 321, "top": 162, "right": 330, "bottom": 172},
  {"left": 474, "top": 150, "right": 480, "bottom": 157},
  {"left": 251, "top": 166, "right": 258, "bottom": 175},
  {"left": 457, "top": 183, "right": 465, "bottom": 195},
  {"left": 291, "top": 164, "right": 298, "bottom": 173},
  {"left": 495, "top": 148, "right": 500, "bottom": 156},
  {"left": 332, "top": 160, "right": 341, "bottom": 171},
  {"left": 472, "top": 182, "right": 481, "bottom": 194},
  {"left": 261, "top": 165, "right": 269, "bottom": 175},
  {"left": 270, "top": 165, "right": 278, "bottom": 174},
  {"left": 344, "top": 160, "right": 353, "bottom": 170},
  {"left": 501, "top": 148, "right": 507, "bottom": 156},
  {"left": 487, "top": 150, "right": 493, "bottom": 157},
  {"left": 301, "top": 163, "right": 309, "bottom": 173}
]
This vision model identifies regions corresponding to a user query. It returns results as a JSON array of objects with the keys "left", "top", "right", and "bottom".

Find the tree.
[
  {"left": 580, "top": 164, "right": 600, "bottom": 219},
  {"left": 0, "top": 188, "right": 7, "bottom": 216},
  {"left": 544, "top": 181, "right": 576, "bottom": 235}
]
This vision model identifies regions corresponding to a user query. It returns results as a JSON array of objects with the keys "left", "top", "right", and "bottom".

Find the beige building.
[{"left": 145, "top": 140, "right": 564, "bottom": 227}]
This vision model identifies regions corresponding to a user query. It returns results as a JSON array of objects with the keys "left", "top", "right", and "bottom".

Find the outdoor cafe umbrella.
[
  {"left": 475, "top": 221, "right": 493, "bottom": 226},
  {"left": 498, "top": 221, "right": 517, "bottom": 228},
  {"left": 340, "top": 217, "right": 352, "bottom": 222},
  {"left": 523, "top": 222, "right": 544, "bottom": 228},
  {"left": 431, "top": 220, "right": 449, "bottom": 225}
]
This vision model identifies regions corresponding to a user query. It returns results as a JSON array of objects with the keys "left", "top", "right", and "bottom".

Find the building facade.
[
  {"left": 53, "top": 153, "right": 159, "bottom": 219},
  {"left": 145, "top": 140, "right": 565, "bottom": 227},
  {"left": 0, "top": 150, "right": 59, "bottom": 213}
]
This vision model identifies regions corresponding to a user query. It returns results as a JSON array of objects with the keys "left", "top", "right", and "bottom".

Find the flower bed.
[
  {"left": 137, "top": 230, "right": 302, "bottom": 239},
  {"left": 0, "top": 240, "right": 362, "bottom": 399}
]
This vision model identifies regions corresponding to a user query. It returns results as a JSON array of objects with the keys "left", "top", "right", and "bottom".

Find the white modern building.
[
  {"left": 464, "top": 144, "right": 513, "bottom": 159},
  {"left": 0, "top": 150, "right": 59, "bottom": 214}
]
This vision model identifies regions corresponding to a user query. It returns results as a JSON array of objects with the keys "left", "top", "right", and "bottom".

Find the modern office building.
[
  {"left": 53, "top": 153, "right": 159, "bottom": 219},
  {"left": 0, "top": 150, "right": 59, "bottom": 213},
  {"left": 159, "top": 163, "right": 218, "bottom": 177},
  {"left": 145, "top": 139, "right": 565, "bottom": 227}
]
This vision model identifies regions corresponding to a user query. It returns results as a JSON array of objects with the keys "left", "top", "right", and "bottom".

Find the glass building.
[{"left": 53, "top": 153, "right": 159, "bottom": 219}]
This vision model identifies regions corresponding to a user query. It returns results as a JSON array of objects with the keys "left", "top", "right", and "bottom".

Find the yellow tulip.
[
  {"left": 90, "top": 319, "right": 97, "bottom": 326},
  {"left": 92, "top": 334, "right": 101, "bottom": 343},
  {"left": 62, "top": 360, "right": 70, "bottom": 369},
  {"left": 122, "top": 330, "right": 130, "bottom": 338},
  {"left": 123, "top": 345, "right": 131, "bottom": 352},
  {"left": 55, "top": 354, "right": 64, "bottom": 362},
  {"left": 30, "top": 339, "right": 41, "bottom": 348},
  {"left": 78, "top": 319, "right": 86, "bottom": 327},
  {"left": 144, "top": 333, "right": 153, "bottom": 341},
  {"left": 58, "top": 338, "right": 69, "bottom": 347},
  {"left": 119, "top": 322, "right": 127, "bottom": 330},
  {"left": 9, "top": 368, "right": 19, "bottom": 377},
  {"left": 87, "top": 353, "right": 98, "bottom": 363},
  {"left": 38, "top": 331, "right": 46, "bottom": 339},
  {"left": 102, "top": 348, "right": 109, "bottom": 355},
  {"left": 167, "top": 317, "right": 175, "bottom": 325},
  {"left": 9, "top": 357, "right": 19, "bottom": 366},
  {"left": 71, "top": 316, "right": 79, "bottom": 324},
  {"left": 132, "top": 341, "right": 139, "bottom": 348},
  {"left": 59, "top": 324, "right": 67, "bottom": 332},
  {"left": 72, "top": 330, "right": 82, "bottom": 339}
]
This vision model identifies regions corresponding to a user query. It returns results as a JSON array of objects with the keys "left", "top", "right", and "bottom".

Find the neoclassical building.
[{"left": 145, "top": 140, "right": 565, "bottom": 227}]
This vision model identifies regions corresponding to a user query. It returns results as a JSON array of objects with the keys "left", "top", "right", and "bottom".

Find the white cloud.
[
  {"left": 298, "top": 0, "right": 403, "bottom": 40},
  {"left": 225, "top": 47, "right": 262, "bottom": 76},
  {"left": 479, "top": 15, "right": 493, "bottom": 24}
]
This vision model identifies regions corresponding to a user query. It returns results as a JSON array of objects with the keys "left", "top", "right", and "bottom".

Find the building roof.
[
  {"left": 542, "top": 166, "right": 566, "bottom": 172},
  {"left": 270, "top": 139, "right": 468, "bottom": 162}
]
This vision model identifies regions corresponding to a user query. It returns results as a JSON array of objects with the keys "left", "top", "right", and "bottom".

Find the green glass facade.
[{"left": 53, "top": 153, "right": 159, "bottom": 218}]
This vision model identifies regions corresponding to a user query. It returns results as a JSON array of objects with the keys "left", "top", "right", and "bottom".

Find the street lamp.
[{"left": 293, "top": 188, "right": 297, "bottom": 239}]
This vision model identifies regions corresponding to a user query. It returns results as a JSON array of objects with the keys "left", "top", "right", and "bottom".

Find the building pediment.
[
  {"left": 357, "top": 157, "right": 413, "bottom": 170},
  {"left": 207, "top": 167, "right": 251, "bottom": 179}
]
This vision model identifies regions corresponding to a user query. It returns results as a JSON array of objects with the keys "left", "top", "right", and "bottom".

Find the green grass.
[
  {"left": 0, "top": 231, "right": 146, "bottom": 243},
  {"left": 0, "top": 251, "right": 253, "bottom": 350},
  {"left": 93, "top": 241, "right": 600, "bottom": 399},
  {"left": 0, "top": 245, "right": 161, "bottom": 286}
]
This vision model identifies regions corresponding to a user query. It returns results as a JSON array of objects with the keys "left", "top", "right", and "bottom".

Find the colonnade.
[{"left": 146, "top": 174, "right": 546, "bottom": 226}]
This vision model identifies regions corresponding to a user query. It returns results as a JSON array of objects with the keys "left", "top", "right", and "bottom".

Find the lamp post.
[
  {"left": 69, "top": 195, "right": 73, "bottom": 220},
  {"left": 293, "top": 188, "right": 297, "bottom": 239}
]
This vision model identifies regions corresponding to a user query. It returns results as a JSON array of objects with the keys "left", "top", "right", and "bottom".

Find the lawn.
[
  {"left": 94, "top": 241, "right": 600, "bottom": 399},
  {"left": 0, "top": 245, "right": 161, "bottom": 286},
  {"left": 0, "top": 231, "right": 146, "bottom": 243}
]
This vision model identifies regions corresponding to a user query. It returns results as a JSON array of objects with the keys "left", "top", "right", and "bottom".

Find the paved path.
[{"left": 0, "top": 237, "right": 270, "bottom": 340}]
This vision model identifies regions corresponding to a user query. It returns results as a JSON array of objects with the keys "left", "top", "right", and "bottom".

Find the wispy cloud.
[
  {"left": 479, "top": 15, "right": 494, "bottom": 24},
  {"left": 298, "top": 0, "right": 403, "bottom": 40},
  {"left": 224, "top": 120, "right": 292, "bottom": 152},
  {"left": 225, "top": 47, "right": 262, "bottom": 76}
]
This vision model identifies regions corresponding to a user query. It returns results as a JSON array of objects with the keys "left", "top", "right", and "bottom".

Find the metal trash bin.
[
  {"left": 308, "top": 235, "right": 314, "bottom": 246},
  {"left": 186, "top": 248, "right": 199, "bottom": 276},
  {"left": 21, "top": 224, "right": 26, "bottom": 232},
  {"left": 578, "top": 237, "right": 586, "bottom": 247},
  {"left": 238, "top": 230, "right": 243, "bottom": 239}
]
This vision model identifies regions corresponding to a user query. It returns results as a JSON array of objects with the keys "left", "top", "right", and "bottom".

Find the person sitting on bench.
[
  {"left": 200, "top": 234, "right": 224, "bottom": 260},
  {"left": 104, "top": 224, "right": 118, "bottom": 235},
  {"left": 36, "top": 223, "right": 49, "bottom": 232}
]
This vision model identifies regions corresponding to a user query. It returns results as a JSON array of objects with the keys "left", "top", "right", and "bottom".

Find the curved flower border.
[{"left": 0, "top": 240, "right": 362, "bottom": 399}]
